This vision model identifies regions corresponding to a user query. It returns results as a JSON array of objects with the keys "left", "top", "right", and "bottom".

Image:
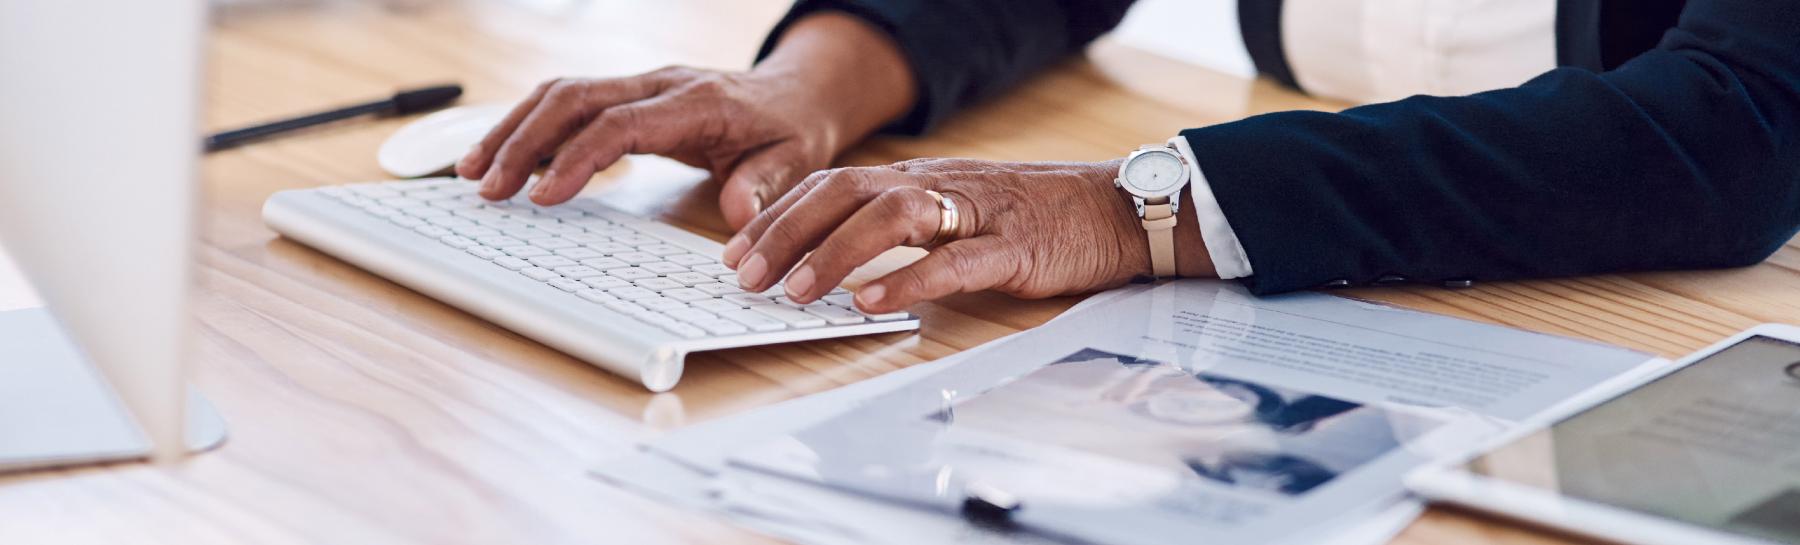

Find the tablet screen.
[{"left": 1461, "top": 335, "right": 1800, "bottom": 543}]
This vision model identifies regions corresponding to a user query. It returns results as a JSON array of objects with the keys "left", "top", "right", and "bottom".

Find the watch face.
[{"left": 1123, "top": 151, "right": 1185, "bottom": 195}]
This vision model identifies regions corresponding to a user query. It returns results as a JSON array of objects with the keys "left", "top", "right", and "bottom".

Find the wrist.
[
  {"left": 754, "top": 12, "right": 917, "bottom": 156},
  {"left": 1173, "top": 186, "right": 1218, "bottom": 278}
]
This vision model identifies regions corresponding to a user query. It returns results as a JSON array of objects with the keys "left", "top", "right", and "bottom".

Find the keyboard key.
[
  {"left": 467, "top": 246, "right": 506, "bottom": 260},
  {"left": 640, "top": 261, "right": 687, "bottom": 275},
  {"left": 639, "top": 297, "right": 686, "bottom": 311},
  {"left": 553, "top": 266, "right": 604, "bottom": 279},
  {"left": 690, "top": 319, "right": 747, "bottom": 336},
  {"left": 575, "top": 288, "right": 617, "bottom": 304},
  {"left": 539, "top": 223, "right": 586, "bottom": 235},
  {"left": 858, "top": 309, "right": 911, "bottom": 322},
  {"left": 390, "top": 216, "right": 428, "bottom": 227},
  {"left": 666, "top": 254, "right": 714, "bottom": 266},
  {"left": 719, "top": 309, "right": 786, "bottom": 332},
  {"left": 439, "top": 235, "right": 478, "bottom": 249},
  {"left": 379, "top": 197, "right": 426, "bottom": 209},
  {"left": 503, "top": 246, "right": 551, "bottom": 258},
  {"left": 603, "top": 300, "right": 648, "bottom": 315},
  {"left": 607, "top": 286, "right": 659, "bottom": 301},
  {"left": 589, "top": 226, "right": 635, "bottom": 237},
  {"left": 404, "top": 207, "right": 451, "bottom": 218},
  {"left": 520, "top": 267, "right": 561, "bottom": 281},
  {"left": 695, "top": 283, "right": 740, "bottom": 297},
  {"left": 348, "top": 184, "right": 400, "bottom": 198},
  {"left": 580, "top": 276, "right": 630, "bottom": 290},
  {"left": 656, "top": 320, "right": 707, "bottom": 339},
  {"left": 693, "top": 263, "right": 733, "bottom": 276},
  {"left": 607, "top": 267, "right": 655, "bottom": 280},
  {"left": 802, "top": 305, "right": 868, "bottom": 326},
  {"left": 526, "top": 255, "right": 577, "bottom": 268},
  {"left": 534, "top": 237, "right": 579, "bottom": 250},
  {"left": 614, "top": 252, "right": 659, "bottom": 265},
  {"left": 362, "top": 205, "right": 401, "bottom": 217},
  {"left": 555, "top": 247, "right": 603, "bottom": 260},
  {"left": 451, "top": 225, "right": 502, "bottom": 238},
  {"left": 427, "top": 216, "right": 475, "bottom": 228},
  {"left": 579, "top": 257, "right": 629, "bottom": 270},
  {"left": 718, "top": 273, "right": 739, "bottom": 286},
  {"left": 614, "top": 234, "right": 659, "bottom": 246},
  {"left": 476, "top": 236, "right": 526, "bottom": 248},
  {"left": 480, "top": 218, "right": 531, "bottom": 230},
  {"left": 641, "top": 244, "right": 686, "bottom": 256},
  {"left": 504, "top": 227, "right": 556, "bottom": 240},
  {"left": 748, "top": 304, "right": 827, "bottom": 328},
  {"left": 547, "top": 278, "right": 584, "bottom": 292},
  {"left": 635, "top": 277, "right": 683, "bottom": 291},
  {"left": 414, "top": 225, "right": 453, "bottom": 237},
  {"left": 822, "top": 293, "right": 857, "bottom": 307},
  {"left": 668, "top": 272, "right": 714, "bottom": 286},
  {"left": 724, "top": 293, "right": 772, "bottom": 307},
  {"left": 493, "top": 256, "right": 531, "bottom": 270},
  {"left": 664, "top": 308, "right": 717, "bottom": 322},
  {"left": 586, "top": 242, "right": 633, "bottom": 254},
  {"left": 563, "top": 233, "right": 611, "bottom": 244},
  {"left": 662, "top": 288, "right": 710, "bottom": 302},
  {"left": 693, "top": 299, "right": 743, "bottom": 313}
]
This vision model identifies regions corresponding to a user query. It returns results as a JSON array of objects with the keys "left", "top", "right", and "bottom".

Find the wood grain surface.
[{"left": 2, "top": 1, "right": 1795, "bottom": 544}]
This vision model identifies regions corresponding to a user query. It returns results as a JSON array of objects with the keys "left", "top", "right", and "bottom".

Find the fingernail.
[
  {"left": 480, "top": 173, "right": 498, "bottom": 194},
  {"left": 722, "top": 234, "right": 750, "bottom": 266},
  {"left": 751, "top": 193, "right": 765, "bottom": 215},
  {"left": 738, "top": 254, "right": 768, "bottom": 289},
  {"left": 784, "top": 265, "right": 815, "bottom": 299},
  {"left": 856, "top": 284, "right": 887, "bottom": 308}
]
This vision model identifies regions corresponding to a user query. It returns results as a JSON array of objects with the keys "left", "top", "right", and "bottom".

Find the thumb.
[{"left": 720, "top": 146, "right": 808, "bottom": 230}]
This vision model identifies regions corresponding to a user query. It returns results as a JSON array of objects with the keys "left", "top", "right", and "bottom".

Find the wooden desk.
[{"left": 4, "top": 1, "right": 1796, "bottom": 543}]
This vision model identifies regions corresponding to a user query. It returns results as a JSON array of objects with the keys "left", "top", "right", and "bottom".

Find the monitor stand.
[{"left": 0, "top": 307, "right": 227, "bottom": 473}]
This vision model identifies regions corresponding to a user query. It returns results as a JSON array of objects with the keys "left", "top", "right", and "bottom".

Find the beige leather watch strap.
[{"left": 1141, "top": 198, "right": 1177, "bottom": 278}]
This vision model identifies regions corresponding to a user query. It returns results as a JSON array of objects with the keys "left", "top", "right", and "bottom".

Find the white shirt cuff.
[{"left": 1170, "top": 136, "right": 1254, "bottom": 279}]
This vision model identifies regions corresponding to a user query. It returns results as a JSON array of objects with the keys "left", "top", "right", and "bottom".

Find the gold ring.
[{"left": 923, "top": 189, "right": 960, "bottom": 247}]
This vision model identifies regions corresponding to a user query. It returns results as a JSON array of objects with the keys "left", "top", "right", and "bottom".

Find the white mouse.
[{"left": 377, "top": 103, "right": 511, "bottom": 178}]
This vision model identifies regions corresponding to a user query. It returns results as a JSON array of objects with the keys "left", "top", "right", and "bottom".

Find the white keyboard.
[{"left": 262, "top": 178, "right": 919, "bottom": 391}]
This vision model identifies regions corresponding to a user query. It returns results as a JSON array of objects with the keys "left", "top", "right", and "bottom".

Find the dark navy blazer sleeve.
[
  {"left": 1184, "top": 1, "right": 1800, "bottom": 294},
  {"left": 758, "top": 0, "right": 1135, "bottom": 134}
]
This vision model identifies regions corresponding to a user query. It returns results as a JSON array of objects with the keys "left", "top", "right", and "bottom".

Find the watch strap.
[{"left": 1142, "top": 198, "right": 1177, "bottom": 278}]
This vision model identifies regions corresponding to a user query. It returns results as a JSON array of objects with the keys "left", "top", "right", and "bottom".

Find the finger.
[
  {"left": 854, "top": 237, "right": 1016, "bottom": 314},
  {"left": 723, "top": 167, "right": 831, "bottom": 268},
  {"left": 480, "top": 76, "right": 674, "bottom": 200},
  {"left": 781, "top": 186, "right": 941, "bottom": 303},
  {"left": 456, "top": 78, "right": 557, "bottom": 181},
  {"left": 885, "top": 157, "right": 1083, "bottom": 174},
  {"left": 530, "top": 94, "right": 703, "bottom": 204},
  {"left": 734, "top": 167, "right": 923, "bottom": 292},
  {"left": 719, "top": 145, "right": 807, "bottom": 231}
]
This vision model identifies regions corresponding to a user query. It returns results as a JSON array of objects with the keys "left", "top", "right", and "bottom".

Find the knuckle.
[
  {"left": 891, "top": 269, "right": 932, "bottom": 297},
  {"left": 762, "top": 217, "right": 809, "bottom": 249},
  {"left": 598, "top": 105, "right": 643, "bottom": 130}
]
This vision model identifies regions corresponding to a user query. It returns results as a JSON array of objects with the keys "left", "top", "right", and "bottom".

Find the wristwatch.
[{"left": 1116, "top": 144, "right": 1191, "bottom": 278}]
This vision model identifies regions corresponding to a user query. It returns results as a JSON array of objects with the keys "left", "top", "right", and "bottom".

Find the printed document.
[{"left": 724, "top": 281, "right": 1660, "bottom": 545}]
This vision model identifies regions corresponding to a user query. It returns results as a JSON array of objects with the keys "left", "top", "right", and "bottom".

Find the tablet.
[{"left": 1408, "top": 324, "right": 1800, "bottom": 545}]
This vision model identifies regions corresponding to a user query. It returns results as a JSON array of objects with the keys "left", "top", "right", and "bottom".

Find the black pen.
[{"left": 204, "top": 84, "right": 463, "bottom": 152}]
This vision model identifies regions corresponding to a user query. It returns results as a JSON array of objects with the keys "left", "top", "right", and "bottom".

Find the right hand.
[{"left": 454, "top": 67, "right": 836, "bottom": 228}]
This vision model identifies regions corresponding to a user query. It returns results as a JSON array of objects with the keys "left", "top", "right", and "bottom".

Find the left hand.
[{"left": 721, "top": 158, "right": 1154, "bottom": 314}]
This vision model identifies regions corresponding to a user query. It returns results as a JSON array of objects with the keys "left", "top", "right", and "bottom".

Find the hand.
[
  {"left": 454, "top": 13, "right": 916, "bottom": 229},
  {"left": 723, "top": 158, "right": 1209, "bottom": 314}
]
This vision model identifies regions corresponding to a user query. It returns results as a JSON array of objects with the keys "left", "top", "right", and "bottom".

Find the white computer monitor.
[{"left": 0, "top": 0, "right": 220, "bottom": 468}]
